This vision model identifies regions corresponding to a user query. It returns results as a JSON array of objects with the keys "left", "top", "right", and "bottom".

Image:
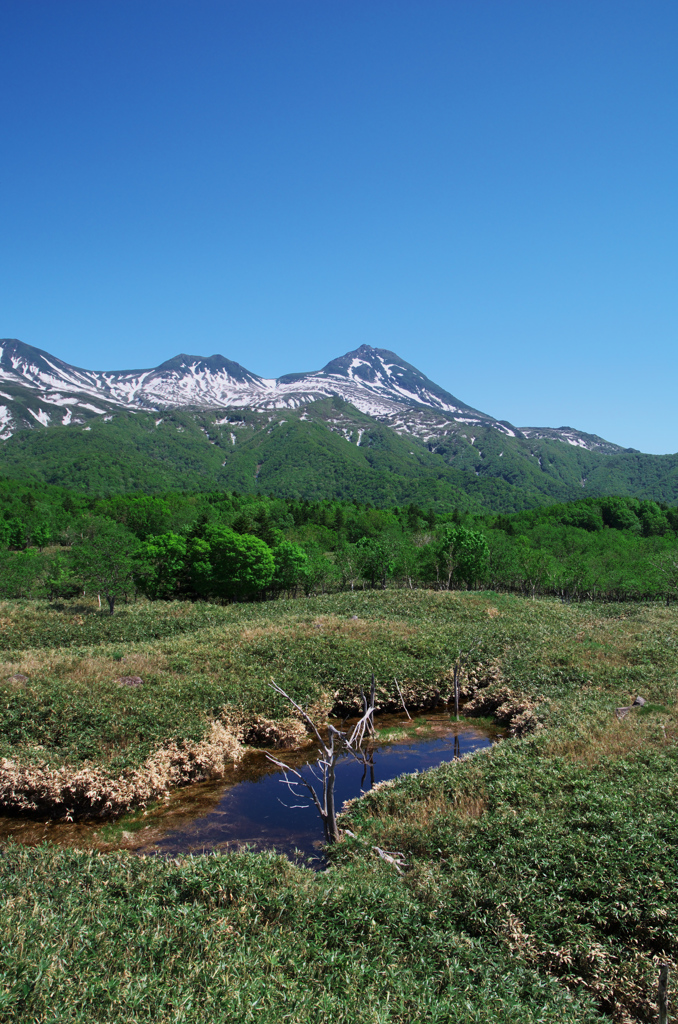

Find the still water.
[
  {"left": 137, "top": 712, "right": 497, "bottom": 862},
  {"left": 0, "top": 713, "right": 498, "bottom": 863}
]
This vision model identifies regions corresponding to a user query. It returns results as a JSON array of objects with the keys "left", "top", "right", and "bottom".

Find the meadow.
[{"left": 0, "top": 589, "right": 676, "bottom": 1022}]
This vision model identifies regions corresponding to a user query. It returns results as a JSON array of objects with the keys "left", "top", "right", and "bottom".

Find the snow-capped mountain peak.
[
  {"left": 0, "top": 339, "right": 493, "bottom": 420},
  {"left": 315, "top": 345, "right": 476, "bottom": 414},
  {"left": 0, "top": 339, "right": 626, "bottom": 453}
]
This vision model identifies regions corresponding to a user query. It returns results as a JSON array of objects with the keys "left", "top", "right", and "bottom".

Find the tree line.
[{"left": 0, "top": 479, "right": 677, "bottom": 608}]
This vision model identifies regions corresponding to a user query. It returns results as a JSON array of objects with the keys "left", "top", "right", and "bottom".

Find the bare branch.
[
  {"left": 269, "top": 681, "right": 328, "bottom": 752},
  {"left": 266, "top": 753, "right": 327, "bottom": 816},
  {"left": 373, "top": 846, "right": 409, "bottom": 875},
  {"left": 268, "top": 676, "right": 378, "bottom": 845},
  {"left": 394, "top": 677, "right": 411, "bottom": 719},
  {"left": 348, "top": 679, "right": 377, "bottom": 749},
  {"left": 265, "top": 753, "right": 303, "bottom": 778}
]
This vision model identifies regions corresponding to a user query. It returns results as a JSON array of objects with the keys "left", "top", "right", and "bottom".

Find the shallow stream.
[{"left": 0, "top": 711, "right": 499, "bottom": 863}]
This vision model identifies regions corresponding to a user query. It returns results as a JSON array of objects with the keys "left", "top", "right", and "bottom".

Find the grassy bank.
[
  {"left": 0, "top": 838, "right": 604, "bottom": 1024},
  {"left": 337, "top": 723, "right": 677, "bottom": 1023},
  {"left": 0, "top": 590, "right": 677, "bottom": 1021},
  {"left": 1, "top": 722, "right": 676, "bottom": 1022},
  {"left": 1, "top": 590, "right": 677, "bottom": 813}
]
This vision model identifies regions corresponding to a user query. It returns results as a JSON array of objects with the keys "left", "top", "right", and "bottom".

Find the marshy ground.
[{"left": 0, "top": 590, "right": 676, "bottom": 1022}]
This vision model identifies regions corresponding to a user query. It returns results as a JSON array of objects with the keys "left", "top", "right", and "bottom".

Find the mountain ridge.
[
  {"left": 1, "top": 337, "right": 675, "bottom": 510},
  {"left": 0, "top": 337, "right": 629, "bottom": 451}
]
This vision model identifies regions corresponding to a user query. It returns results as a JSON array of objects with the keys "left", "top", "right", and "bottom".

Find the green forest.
[
  {"left": 2, "top": 477, "right": 678, "bottom": 606},
  {"left": 2, "top": 399, "right": 678, "bottom": 512}
]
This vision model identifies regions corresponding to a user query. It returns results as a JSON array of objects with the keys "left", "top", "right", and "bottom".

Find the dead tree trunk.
[
  {"left": 453, "top": 655, "right": 461, "bottom": 719},
  {"left": 267, "top": 680, "right": 377, "bottom": 844}
]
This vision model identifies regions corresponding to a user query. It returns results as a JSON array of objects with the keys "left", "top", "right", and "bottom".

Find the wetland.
[{"left": 0, "top": 589, "right": 676, "bottom": 1023}]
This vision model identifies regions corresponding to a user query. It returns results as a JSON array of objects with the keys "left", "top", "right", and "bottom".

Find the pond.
[{"left": 0, "top": 711, "right": 499, "bottom": 864}]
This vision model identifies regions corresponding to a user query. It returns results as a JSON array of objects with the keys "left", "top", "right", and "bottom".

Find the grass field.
[
  {"left": 0, "top": 590, "right": 676, "bottom": 1021},
  {"left": 0, "top": 590, "right": 675, "bottom": 780}
]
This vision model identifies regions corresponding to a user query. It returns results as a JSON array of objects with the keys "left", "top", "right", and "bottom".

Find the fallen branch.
[{"left": 373, "top": 846, "right": 409, "bottom": 875}]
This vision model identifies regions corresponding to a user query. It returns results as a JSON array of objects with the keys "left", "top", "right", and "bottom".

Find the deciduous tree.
[
  {"left": 188, "top": 525, "right": 275, "bottom": 601},
  {"left": 72, "top": 518, "right": 140, "bottom": 613},
  {"left": 437, "top": 525, "right": 489, "bottom": 590}
]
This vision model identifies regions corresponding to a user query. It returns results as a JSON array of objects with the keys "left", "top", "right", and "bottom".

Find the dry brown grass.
[
  {"left": 578, "top": 650, "right": 629, "bottom": 669},
  {"left": 0, "top": 649, "right": 171, "bottom": 689},
  {"left": 393, "top": 790, "right": 487, "bottom": 826},
  {"left": 350, "top": 786, "right": 488, "bottom": 828},
  {"left": 238, "top": 614, "right": 417, "bottom": 642},
  {"left": 539, "top": 614, "right": 654, "bottom": 672},
  {"left": 543, "top": 708, "right": 677, "bottom": 766},
  {"left": 431, "top": 788, "right": 487, "bottom": 820},
  {"left": 0, "top": 721, "right": 243, "bottom": 818}
]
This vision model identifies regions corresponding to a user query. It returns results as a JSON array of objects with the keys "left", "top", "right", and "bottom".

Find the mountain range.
[{"left": 0, "top": 337, "right": 676, "bottom": 509}]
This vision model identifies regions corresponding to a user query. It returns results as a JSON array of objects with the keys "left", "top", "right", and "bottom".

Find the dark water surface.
[
  {"left": 136, "top": 713, "right": 497, "bottom": 862},
  {"left": 0, "top": 713, "right": 498, "bottom": 862}
]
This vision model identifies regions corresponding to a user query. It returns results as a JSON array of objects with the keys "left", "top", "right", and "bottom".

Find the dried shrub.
[
  {"left": 0, "top": 721, "right": 242, "bottom": 819},
  {"left": 241, "top": 716, "right": 307, "bottom": 749},
  {"left": 464, "top": 685, "right": 543, "bottom": 736}
]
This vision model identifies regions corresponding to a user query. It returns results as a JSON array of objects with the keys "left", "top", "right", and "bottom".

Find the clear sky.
[{"left": 1, "top": 1, "right": 676, "bottom": 453}]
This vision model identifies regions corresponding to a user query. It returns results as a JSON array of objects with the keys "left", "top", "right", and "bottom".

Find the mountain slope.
[
  {"left": 0, "top": 337, "right": 676, "bottom": 508},
  {"left": 0, "top": 401, "right": 542, "bottom": 510},
  {"left": 1, "top": 395, "right": 677, "bottom": 510}
]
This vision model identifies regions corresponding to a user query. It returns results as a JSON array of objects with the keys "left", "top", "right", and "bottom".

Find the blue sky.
[{"left": 1, "top": 0, "right": 676, "bottom": 453}]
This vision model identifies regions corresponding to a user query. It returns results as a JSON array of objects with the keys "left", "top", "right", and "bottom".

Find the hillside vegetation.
[
  {"left": 1, "top": 480, "right": 677, "bottom": 605},
  {"left": 0, "top": 403, "right": 528, "bottom": 511},
  {"left": 1, "top": 397, "right": 678, "bottom": 509}
]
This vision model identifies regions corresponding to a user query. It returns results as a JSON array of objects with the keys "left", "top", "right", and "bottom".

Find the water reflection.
[
  {"left": 136, "top": 715, "right": 494, "bottom": 862},
  {"left": 0, "top": 713, "right": 498, "bottom": 862}
]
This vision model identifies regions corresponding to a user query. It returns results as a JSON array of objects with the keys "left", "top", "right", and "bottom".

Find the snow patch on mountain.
[
  {"left": 78, "top": 403, "right": 107, "bottom": 414},
  {"left": 519, "top": 426, "right": 629, "bottom": 454},
  {"left": 0, "top": 339, "right": 487, "bottom": 422},
  {"left": 0, "top": 406, "right": 13, "bottom": 439},
  {"left": 27, "top": 408, "right": 50, "bottom": 427},
  {"left": 45, "top": 395, "right": 79, "bottom": 407}
]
